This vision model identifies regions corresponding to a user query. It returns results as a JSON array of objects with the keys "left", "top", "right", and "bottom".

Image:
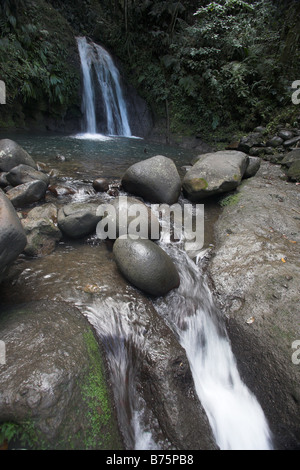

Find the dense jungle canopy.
[{"left": 0, "top": 0, "right": 300, "bottom": 140}]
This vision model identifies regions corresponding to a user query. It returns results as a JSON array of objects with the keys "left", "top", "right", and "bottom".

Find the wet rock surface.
[
  {"left": 113, "top": 238, "right": 180, "bottom": 297},
  {"left": 0, "top": 300, "right": 123, "bottom": 450},
  {"left": 209, "top": 161, "right": 300, "bottom": 450},
  {"left": 0, "top": 242, "right": 217, "bottom": 450}
]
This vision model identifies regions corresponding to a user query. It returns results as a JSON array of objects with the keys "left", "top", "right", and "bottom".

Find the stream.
[{"left": 0, "top": 132, "right": 273, "bottom": 450}]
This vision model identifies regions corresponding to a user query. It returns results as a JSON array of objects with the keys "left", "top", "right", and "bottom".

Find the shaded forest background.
[{"left": 0, "top": 0, "right": 300, "bottom": 142}]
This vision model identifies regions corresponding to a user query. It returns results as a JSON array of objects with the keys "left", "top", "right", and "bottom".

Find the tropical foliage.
[{"left": 0, "top": 0, "right": 300, "bottom": 136}]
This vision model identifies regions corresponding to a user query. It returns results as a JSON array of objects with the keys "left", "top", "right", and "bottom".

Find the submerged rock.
[
  {"left": 0, "top": 300, "right": 123, "bottom": 450},
  {"left": 183, "top": 150, "right": 249, "bottom": 201},
  {"left": 121, "top": 155, "right": 182, "bottom": 204},
  {"left": 0, "top": 139, "right": 37, "bottom": 172},
  {"left": 113, "top": 238, "right": 180, "bottom": 297},
  {"left": 0, "top": 190, "right": 27, "bottom": 280}
]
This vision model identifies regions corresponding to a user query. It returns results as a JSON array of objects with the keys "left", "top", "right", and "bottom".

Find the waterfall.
[
  {"left": 154, "top": 244, "right": 273, "bottom": 451},
  {"left": 76, "top": 36, "right": 132, "bottom": 137}
]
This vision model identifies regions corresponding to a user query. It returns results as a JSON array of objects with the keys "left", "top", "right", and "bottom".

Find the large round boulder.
[
  {"left": 183, "top": 150, "right": 249, "bottom": 201},
  {"left": 0, "top": 190, "right": 27, "bottom": 280},
  {"left": 121, "top": 155, "right": 182, "bottom": 205},
  {"left": 113, "top": 237, "right": 180, "bottom": 297},
  {"left": 0, "top": 139, "right": 37, "bottom": 172}
]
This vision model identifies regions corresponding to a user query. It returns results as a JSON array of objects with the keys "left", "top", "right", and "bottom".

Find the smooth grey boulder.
[
  {"left": 121, "top": 155, "right": 182, "bottom": 205},
  {"left": 21, "top": 203, "right": 62, "bottom": 257},
  {"left": 6, "top": 164, "right": 50, "bottom": 187},
  {"left": 113, "top": 237, "right": 180, "bottom": 297},
  {"left": 58, "top": 202, "right": 102, "bottom": 239},
  {"left": 0, "top": 190, "right": 27, "bottom": 280},
  {"left": 97, "top": 196, "right": 160, "bottom": 241},
  {"left": 0, "top": 139, "right": 37, "bottom": 172},
  {"left": 243, "top": 156, "right": 261, "bottom": 179},
  {"left": 183, "top": 150, "right": 249, "bottom": 201},
  {"left": 6, "top": 180, "right": 47, "bottom": 208}
]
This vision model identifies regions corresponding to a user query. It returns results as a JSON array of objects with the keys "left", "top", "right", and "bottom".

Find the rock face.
[
  {"left": 0, "top": 190, "right": 27, "bottom": 280},
  {"left": 6, "top": 164, "right": 50, "bottom": 187},
  {"left": 0, "top": 139, "right": 37, "bottom": 172},
  {"left": 21, "top": 204, "right": 62, "bottom": 257},
  {"left": 6, "top": 180, "right": 48, "bottom": 208},
  {"left": 113, "top": 238, "right": 180, "bottom": 297},
  {"left": 209, "top": 162, "right": 300, "bottom": 450},
  {"left": 97, "top": 196, "right": 160, "bottom": 241},
  {"left": 0, "top": 300, "right": 123, "bottom": 450},
  {"left": 57, "top": 202, "right": 102, "bottom": 238},
  {"left": 121, "top": 155, "right": 182, "bottom": 205},
  {"left": 183, "top": 151, "right": 249, "bottom": 201}
]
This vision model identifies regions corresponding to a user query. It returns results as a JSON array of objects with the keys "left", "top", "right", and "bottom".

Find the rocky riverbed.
[{"left": 0, "top": 134, "right": 299, "bottom": 450}]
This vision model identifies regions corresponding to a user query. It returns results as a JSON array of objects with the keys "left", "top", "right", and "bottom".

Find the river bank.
[{"left": 208, "top": 161, "right": 300, "bottom": 449}]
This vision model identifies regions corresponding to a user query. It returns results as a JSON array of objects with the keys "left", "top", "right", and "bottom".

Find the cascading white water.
[
  {"left": 76, "top": 36, "right": 132, "bottom": 137},
  {"left": 74, "top": 295, "right": 160, "bottom": 450},
  {"left": 154, "top": 243, "right": 273, "bottom": 451}
]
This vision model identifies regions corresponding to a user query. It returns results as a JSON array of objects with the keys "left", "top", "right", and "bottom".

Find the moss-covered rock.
[
  {"left": 0, "top": 300, "right": 123, "bottom": 450},
  {"left": 287, "top": 159, "right": 300, "bottom": 182}
]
